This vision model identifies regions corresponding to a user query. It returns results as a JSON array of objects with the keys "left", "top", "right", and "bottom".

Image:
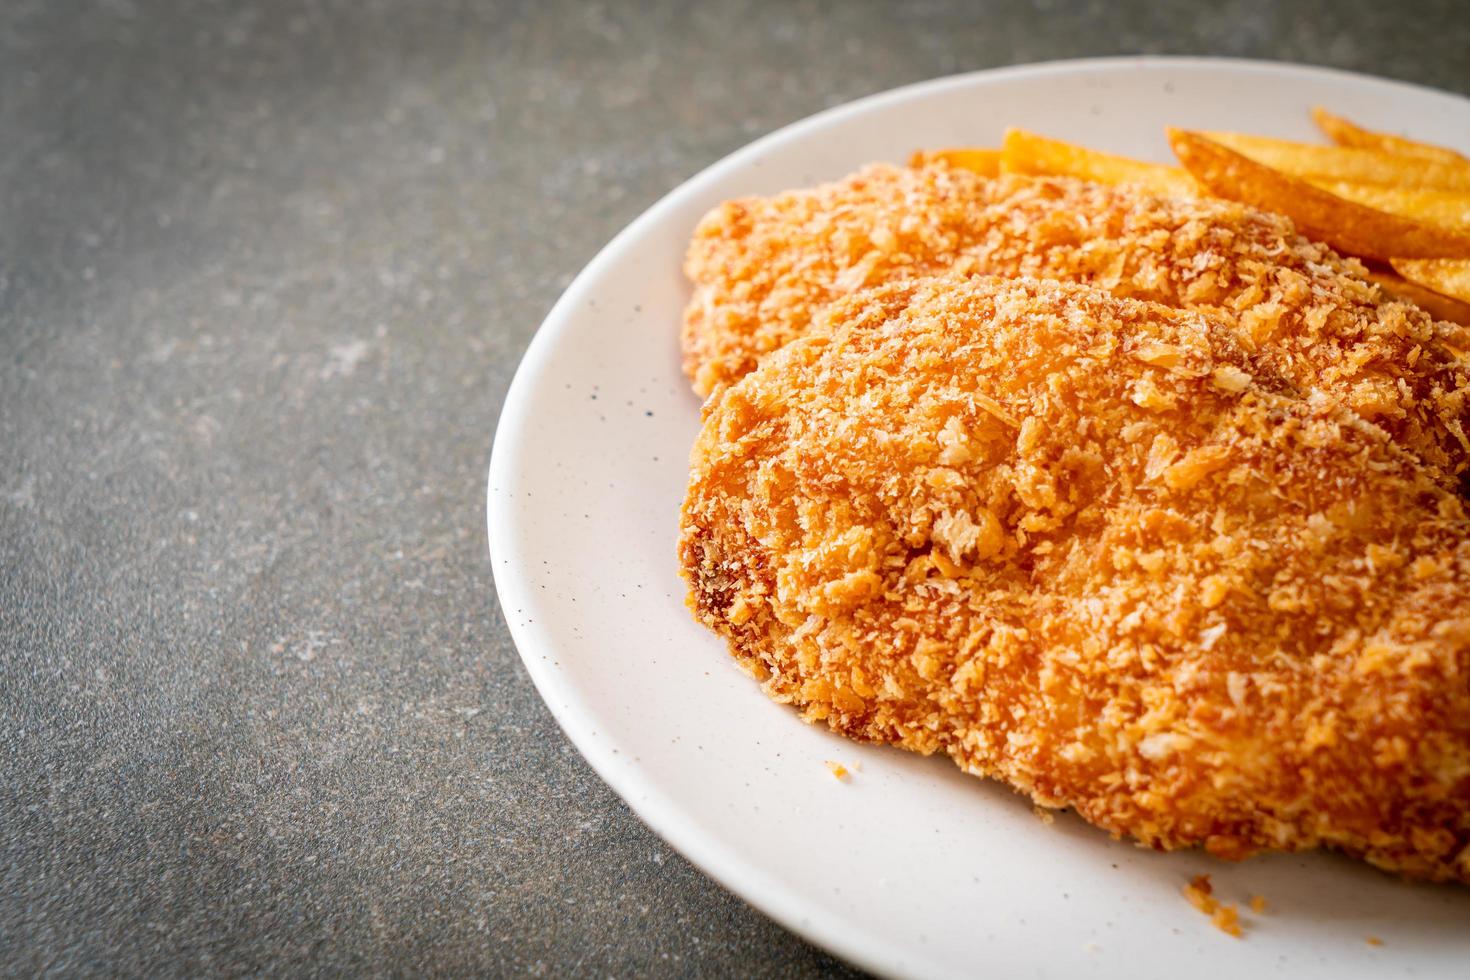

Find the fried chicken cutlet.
[
  {"left": 680, "top": 275, "right": 1470, "bottom": 883},
  {"left": 683, "top": 165, "right": 1470, "bottom": 480}
]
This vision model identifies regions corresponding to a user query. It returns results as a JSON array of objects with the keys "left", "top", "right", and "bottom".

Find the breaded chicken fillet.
[
  {"left": 680, "top": 275, "right": 1470, "bottom": 882},
  {"left": 683, "top": 166, "right": 1470, "bottom": 479}
]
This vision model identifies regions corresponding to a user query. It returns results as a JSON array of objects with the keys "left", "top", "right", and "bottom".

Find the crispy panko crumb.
[
  {"left": 1212, "top": 904, "right": 1243, "bottom": 938},
  {"left": 680, "top": 276, "right": 1470, "bottom": 885},
  {"left": 1183, "top": 873, "right": 1241, "bottom": 935},
  {"left": 1184, "top": 875, "right": 1218, "bottom": 914},
  {"left": 1249, "top": 895, "right": 1268, "bottom": 915},
  {"left": 1366, "top": 935, "right": 1384, "bottom": 946},
  {"left": 683, "top": 164, "right": 1470, "bottom": 480},
  {"left": 825, "top": 760, "right": 850, "bottom": 781}
]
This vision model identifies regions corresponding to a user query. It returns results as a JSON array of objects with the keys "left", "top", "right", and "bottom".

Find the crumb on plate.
[
  {"left": 1211, "top": 904, "right": 1243, "bottom": 938},
  {"left": 1182, "top": 875, "right": 1243, "bottom": 937},
  {"left": 1183, "top": 874, "right": 1217, "bottom": 914}
]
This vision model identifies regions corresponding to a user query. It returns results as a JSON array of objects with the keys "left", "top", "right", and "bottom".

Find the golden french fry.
[
  {"left": 1311, "top": 181, "right": 1470, "bottom": 233},
  {"left": 1203, "top": 131, "right": 1470, "bottom": 192},
  {"left": 909, "top": 147, "right": 1003, "bottom": 177},
  {"left": 1389, "top": 258, "right": 1470, "bottom": 304},
  {"left": 1001, "top": 128, "right": 1197, "bottom": 197},
  {"left": 1311, "top": 107, "right": 1469, "bottom": 166},
  {"left": 1366, "top": 270, "right": 1470, "bottom": 326},
  {"left": 1167, "top": 129, "right": 1470, "bottom": 261}
]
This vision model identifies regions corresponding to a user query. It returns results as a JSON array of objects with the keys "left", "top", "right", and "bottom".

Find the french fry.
[
  {"left": 1311, "top": 181, "right": 1470, "bottom": 233},
  {"left": 1389, "top": 258, "right": 1470, "bottom": 304},
  {"left": 1367, "top": 270, "right": 1470, "bottom": 326},
  {"left": 1311, "top": 107, "right": 1469, "bottom": 166},
  {"left": 1202, "top": 131, "right": 1470, "bottom": 192},
  {"left": 1167, "top": 129, "right": 1470, "bottom": 261},
  {"left": 909, "top": 147, "right": 1003, "bottom": 177},
  {"left": 1001, "top": 128, "right": 1197, "bottom": 197}
]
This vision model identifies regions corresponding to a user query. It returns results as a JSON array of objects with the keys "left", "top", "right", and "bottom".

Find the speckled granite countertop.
[{"left": 3, "top": 1, "right": 1467, "bottom": 975}]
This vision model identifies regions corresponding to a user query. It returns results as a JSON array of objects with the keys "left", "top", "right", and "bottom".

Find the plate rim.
[{"left": 487, "top": 55, "right": 1470, "bottom": 978}]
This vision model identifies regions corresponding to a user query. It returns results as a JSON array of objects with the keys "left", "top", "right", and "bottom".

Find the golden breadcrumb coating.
[
  {"left": 682, "top": 165, "right": 1470, "bottom": 479},
  {"left": 680, "top": 275, "right": 1470, "bottom": 883}
]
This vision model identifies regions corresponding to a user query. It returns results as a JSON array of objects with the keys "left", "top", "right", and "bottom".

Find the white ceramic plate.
[{"left": 488, "top": 58, "right": 1470, "bottom": 979}]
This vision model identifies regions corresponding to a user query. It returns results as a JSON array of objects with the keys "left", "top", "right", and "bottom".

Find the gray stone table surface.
[{"left": 4, "top": 1, "right": 1469, "bottom": 976}]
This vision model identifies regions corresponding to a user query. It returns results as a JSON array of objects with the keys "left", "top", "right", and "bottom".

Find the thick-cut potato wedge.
[
  {"left": 908, "top": 147, "right": 1003, "bottom": 177},
  {"left": 1167, "top": 129, "right": 1470, "bottom": 261},
  {"left": 1001, "top": 128, "right": 1196, "bottom": 197},
  {"left": 1390, "top": 258, "right": 1470, "bottom": 304},
  {"left": 1203, "top": 131, "right": 1470, "bottom": 192},
  {"left": 1312, "top": 107, "right": 1469, "bottom": 165},
  {"left": 1312, "top": 181, "right": 1470, "bottom": 233},
  {"left": 1367, "top": 270, "right": 1470, "bottom": 326}
]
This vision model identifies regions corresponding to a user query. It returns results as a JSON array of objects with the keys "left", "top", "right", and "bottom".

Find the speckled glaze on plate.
[{"left": 488, "top": 58, "right": 1470, "bottom": 980}]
